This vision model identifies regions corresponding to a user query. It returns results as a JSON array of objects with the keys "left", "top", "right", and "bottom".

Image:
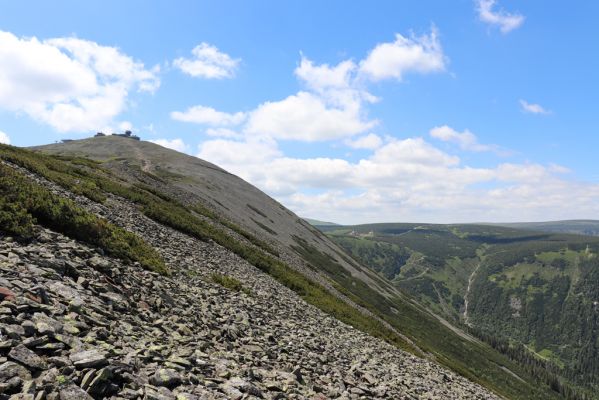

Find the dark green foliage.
[
  {"left": 0, "top": 163, "right": 167, "bottom": 274},
  {"left": 328, "top": 221, "right": 599, "bottom": 398},
  {"left": 0, "top": 199, "right": 36, "bottom": 239},
  {"left": 292, "top": 234, "right": 560, "bottom": 400},
  {"left": 191, "top": 204, "right": 279, "bottom": 256},
  {"left": 334, "top": 236, "right": 410, "bottom": 280},
  {"left": 0, "top": 145, "right": 107, "bottom": 203}
]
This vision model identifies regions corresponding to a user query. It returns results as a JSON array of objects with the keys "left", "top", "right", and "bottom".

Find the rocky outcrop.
[{"left": 0, "top": 161, "right": 499, "bottom": 399}]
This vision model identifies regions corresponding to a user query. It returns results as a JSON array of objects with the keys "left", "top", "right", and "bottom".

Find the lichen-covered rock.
[
  {"left": 150, "top": 368, "right": 182, "bottom": 389},
  {"left": 8, "top": 345, "right": 47, "bottom": 370},
  {"left": 0, "top": 361, "right": 31, "bottom": 382},
  {"left": 69, "top": 350, "right": 107, "bottom": 369},
  {"left": 59, "top": 384, "right": 94, "bottom": 400}
]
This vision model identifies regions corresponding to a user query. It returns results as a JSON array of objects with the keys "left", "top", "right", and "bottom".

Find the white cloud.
[
  {"left": 171, "top": 105, "right": 246, "bottom": 126},
  {"left": 359, "top": 27, "right": 447, "bottom": 81},
  {"left": 0, "top": 131, "right": 10, "bottom": 144},
  {"left": 476, "top": 0, "right": 525, "bottom": 34},
  {"left": 195, "top": 134, "right": 598, "bottom": 224},
  {"left": 205, "top": 128, "right": 243, "bottom": 139},
  {"left": 245, "top": 91, "right": 376, "bottom": 141},
  {"left": 345, "top": 133, "right": 383, "bottom": 150},
  {"left": 173, "top": 42, "right": 239, "bottom": 79},
  {"left": 118, "top": 121, "right": 133, "bottom": 131},
  {"left": 519, "top": 99, "right": 550, "bottom": 115},
  {"left": 197, "top": 138, "right": 281, "bottom": 168},
  {"left": 430, "top": 125, "right": 493, "bottom": 152},
  {"left": 295, "top": 56, "right": 356, "bottom": 92},
  {"left": 0, "top": 31, "right": 159, "bottom": 132},
  {"left": 241, "top": 56, "right": 379, "bottom": 142},
  {"left": 175, "top": 28, "right": 448, "bottom": 143},
  {"left": 149, "top": 138, "right": 188, "bottom": 153}
]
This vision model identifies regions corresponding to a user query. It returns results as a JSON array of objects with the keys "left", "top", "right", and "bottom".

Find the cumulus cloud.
[
  {"left": 173, "top": 42, "right": 239, "bottom": 79},
  {"left": 205, "top": 128, "right": 243, "bottom": 139},
  {"left": 197, "top": 138, "right": 281, "bottom": 168},
  {"left": 196, "top": 134, "right": 594, "bottom": 223},
  {"left": 519, "top": 99, "right": 550, "bottom": 115},
  {"left": 429, "top": 125, "right": 493, "bottom": 152},
  {"left": 345, "top": 133, "right": 383, "bottom": 150},
  {"left": 171, "top": 105, "right": 246, "bottom": 126},
  {"left": 242, "top": 57, "right": 379, "bottom": 141},
  {"left": 245, "top": 91, "right": 376, "bottom": 141},
  {"left": 149, "top": 138, "right": 188, "bottom": 153},
  {"left": 476, "top": 0, "right": 525, "bottom": 33},
  {"left": 0, "top": 131, "right": 10, "bottom": 144},
  {"left": 175, "top": 28, "right": 448, "bottom": 143},
  {"left": 295, "top": 57, "right": 356, "bottom": 92},
  {"left": 0, "top": 31, "right": 159, "bottom": 132},
  {"left": 359, "top": 26, "right": 447, "bottom": 81}
]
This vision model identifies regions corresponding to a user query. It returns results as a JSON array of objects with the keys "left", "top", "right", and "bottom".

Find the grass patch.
[
  {"left": 192, "top": 203, "right": 279, "bottom": 256},
  {"left": 211, "top": 273, "right": 251, "bottom": 295}
]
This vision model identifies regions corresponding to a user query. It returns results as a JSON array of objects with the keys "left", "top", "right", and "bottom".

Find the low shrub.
[{"left": 0, "top": 163, "right": 167, "bottom": 275}]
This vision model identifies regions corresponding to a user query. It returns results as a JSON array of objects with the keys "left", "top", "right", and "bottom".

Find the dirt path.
[
  {"left": 126, "top": 139, "right": 152, "bottom": 172},
  {"left": 402, "top": 267, "right": 429, "bottom": 281}
]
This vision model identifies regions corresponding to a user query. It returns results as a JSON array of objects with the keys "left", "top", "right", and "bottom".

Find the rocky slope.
[
  {"left": 34, "top": 137, "right": 389, "bottom": 296},
  {"left": 0, "top": 157, "right": 499, "bottom": 399}
]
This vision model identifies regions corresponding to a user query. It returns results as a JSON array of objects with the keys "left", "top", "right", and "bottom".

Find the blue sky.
[{"left": 1, "top": 1, "right": 598, "bottom": 223}]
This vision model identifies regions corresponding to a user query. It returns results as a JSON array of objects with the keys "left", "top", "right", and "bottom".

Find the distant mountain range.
[
  {"left": 485, "top": 220, "right": 599, "bottom": 237},
  {"left": 303, "top": 218, "right": 340, "bottom": 226}
]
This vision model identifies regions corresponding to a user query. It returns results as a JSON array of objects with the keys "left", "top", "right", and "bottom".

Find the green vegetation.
[
  {"left": 326, "top": 222, "right": 599, "bottom": 399},
  {"left": 333, "top": 236, "right": 410, "bottom": 280},
  {"left": 211, "top": 273, "right": 251, "bottom": 295},
  {"left": 292, "top": 234, "right": 563, "bottom": 399},
  {"left": 0, "top": 163, "right": 167, "bottom": 274},
  {"left": 492, "top": 220, "right": 599, "bottom": 237},
  {"left": 191, "top": 203, "right": 279, "bottom": 256}
]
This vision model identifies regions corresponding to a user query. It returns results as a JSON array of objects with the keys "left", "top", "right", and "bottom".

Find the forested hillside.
[{"left": 324, "top": 223, "right": 599, "bottom": 399}]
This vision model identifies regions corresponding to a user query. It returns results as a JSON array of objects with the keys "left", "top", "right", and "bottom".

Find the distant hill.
[
  {"left": 325, "top": 222, "right": 599, "bottom": 398},
  {"left": 303, "top": 218, "right": 340, "bottom": 226},
  {"left": 487, "top": 220, "right": 599, "bottom": 237}
]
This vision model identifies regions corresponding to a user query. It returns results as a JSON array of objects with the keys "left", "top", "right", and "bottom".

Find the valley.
[{"left": 323, "top": 222, "right": 599, "bottom": 399}]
